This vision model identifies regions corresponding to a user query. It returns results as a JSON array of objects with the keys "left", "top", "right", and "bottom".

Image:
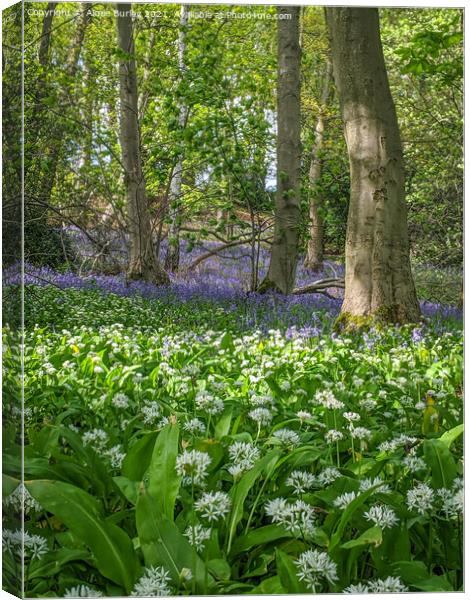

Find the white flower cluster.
[
  {"left": 184, "top": 523, "right": 211, "bottom": 552},
  {"left": 314, "top": 390, "right": 345, "bottom": 410},
  {"left": 344, "top": 576, "right": 408, "bottom": 593},
  {"left": 112, "top": 393, "right": 130, "bottom": 409},
  {"left": 195, "top": 391, "right": 224, "bottom": 416},
  {"left": 228, "top": 441, "right": 260, "bottom": 478},
  {"left": 406, "top": 482, "right": 434, "bottom": 515},
  {"left": 195, "top": 491, "right": 231, "bottom": 522},
  {"left": 286, "top": 470, "right": 316, "bottom": 495},
  {"left": 317, "top": 467, "right": 342, "bottom": 486},
  {"left": 82, "top": 428, "right": 108, "bottom": 452},
  {"left": 176, "top": 449, "right": 211, "bottom": 486},
  {"left": 183, "top": 418, "right": 206, "bottom": 435},
  {"left": 295, "top": 549, "right": 338, "bottom": 592},
  {"left": 248, "top": 407, "right": 273, "bottom": 426},
  {"left": 363, "top": 504, "right": 399, "bottom": 530},
  {"left": 131, "top": 565, "right": 172, "bottom": 596},
  {"left": 141, "top": 401, "right": 161, "bottom": 425},
  {"left": 359, "top": 477, "right": 391, "bottom": 495},
  {"left": 265, "top": 498, "right": 317, "bottom": 537},
  {"left": 378, "top": 434, "right": 418, "bottom": 453},
  {"left": 272, "top": 428, "right": 300, "bottom": 447},
  {"left": 2, "top": 529, "right": 48, "bottom": 560},
  {"left": 3, "top": 483, "right": 42, "bottom": 515},
  {"left": 64, "top": 585, "right": 103, "bottom": 597}
]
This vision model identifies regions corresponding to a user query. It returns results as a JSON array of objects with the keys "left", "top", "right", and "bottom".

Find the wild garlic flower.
[
  {"left": 359, "top": 477, "right": 391, "bottom": 495},
  {"left": 368, "top": 576, "right": 408, "bottom": 593},
  {"left": 343, "top": 412, "right": 361, "bottom": 423},
  {"left": 2, "top": 529, "right": 48, "bottom": 561},
  {"left": 343, "top": 582, "right": 370, "bottom": 593},
  {"left": 333, "top": 492, "right": 357, "bottom": 510},
  {"left": 112, "top": 393, "right": 130, "bottom": 409},
  {"left": 131, "top": 565, "right": 172, "bottom": 597},
  {"left": 437, "top": 487, "right": 464, "bottom": 518},
  {"left": 314, "top": 390, "right": 344, "bottom": 410},
  {"left": 350, "top": 427, "right": 372, "bottom": 441},
  {"left": 228, "top": 441, "right": 260, "bottom": 478},
  {"left": 195, "top": 391, "right": 224, "bottom": 416},
  {"left": 364, "top": 504, "right": 399, "bottom": 529},
  {"left": 265, "top": 498, "right": 317, "bottom": 538},
  {"left": 296, "top": 410, "right": 312, "bottom": 422},
  {"left": 359, "top": 398, "right": 378, "bottom": 411},
  {"left": 272, "top": 428, "right": 300, "bottom": 447},
  {"left": 184, "top": 523, "right": 211, "bottom": 552},
  {"left": 141, "top": 401, "right": 161, "bottom": 425},
  {"left": 176, "top": 449, "right": 211, "bottom": 486},
  {"left": 378, "top": 434, "right": 418, "bottom": 453},
  {"left": 317, "top": 467, "right": 341, "bottom": 486},
  {"left": 195, "top": 491, "right": 231, "bottom": 522},
  {"left": 325, "top": 429, "right": 344, "bottom": 443},
  {"left": 248, "top": 407, "right": 273, "bottom": 426},
  {"left": 3, "top": 483, "right": 41, "bottom": 514},
  {"left": 286, "top": 470, "right": 316, "bottom": 495},
  {"left": 294, "top": 549, "right": 338, "bottom": 592},
  {"left": 406, "top": 482, "right": 434, "bottom": 515},
  {"left": 64, "top": 585, "right": 103, "bottom": 597},
  {"left": 183, "top": 418, "right": 206, "bottom": 435},
  {"left": 104, "top": 445, "right": 126, "bottom": 469},
  {"left": 82, "top": 428, "right": 108, "bottom": 452},
  {"left": 402, "top": 455, "right": 427, "bottom": 473}
]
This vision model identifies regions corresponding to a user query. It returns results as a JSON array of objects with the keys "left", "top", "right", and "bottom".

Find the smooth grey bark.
[
  {"left": 304, "top": 59, "right": 333, "bottom": 272},
  {"left": 326, "top": 7, "right": 420, "bottom": 324},
  {"left": 117, "top": 3, "right": 169, "bottom": 283},
  {"left": 165, "top": 4, "right": 189, "bottom": 273},
  {"left": 259, "top": 6, "right": 301, "bottom": 294}
]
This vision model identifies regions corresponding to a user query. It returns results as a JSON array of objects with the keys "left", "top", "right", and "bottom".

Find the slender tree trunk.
[
  {"left": 116, "top": 3, "right": 169, "bottom": 283},
  {"left": 326, "top": 7, "right": 420, "bottom": 326},
  {"left": 259, "top": 6, "right": 301, "bottom": 295},
  {"left": 165, "top": 4, "right": 189, "bottom": 273},
  {"left": 304, "top": 59, "right": 333, "bottom": 272}
]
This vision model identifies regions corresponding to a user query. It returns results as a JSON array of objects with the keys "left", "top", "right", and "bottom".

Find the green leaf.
[
  {"left": 214, "top": 409, "right": 233, "bottom": 440},
  {"left": 226, "top": 451, "right": 280, "bottom": 554},
  {"left": 423, "top": 439, "right": 457, "bottom": 489},
  {"left": 26, "top": 480, "right": 139, "bottom": 593},
  {"left": 2, "top": 474, "right": 19, "bottom": 497},
  {"left": 147, "top": 424, "right": 181, "bottom": 520},
  {"left": 249, "top": 575, "right": 286, "bottom": 594},
  {"left": 276, "top": 549, "right": 302, "bottom": 593},
  {"left": 341, "top": 525, "right": 382, "bottom": 549},
  {"left": 230, "top": 524, "right": 290, "bottom": 557},
  {"left": 207, "top": 558, "right": 231, "bottom": 581},
  {"left": 135, "top": 490, "right": 212, "bottom": 593},
  {"left": 122, "top": 431, "right": 158, "bottom": 480},
  {"left": 439, "top": 424, "right": 463, "bottom": 448}
]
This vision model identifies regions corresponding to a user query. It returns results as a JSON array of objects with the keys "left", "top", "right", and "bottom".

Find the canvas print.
[{"left": 2, "top": 1, "right": 464, "bottom": 597}]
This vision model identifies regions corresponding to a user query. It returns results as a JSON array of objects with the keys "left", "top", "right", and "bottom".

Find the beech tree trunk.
[
  {"left": 304, "top": 59, "right": 333, "bottom": 272},
  {"left": 326, "top": 7, "right": 420, "bottom": 325},
  {"left": 165, "top": 4, "right": 189, "bottom": 273},
  {"left": 117, "top": 3, "right": 169, "bottom": 283},
  {"left": 259, "top": 6, "right": 301, "bottom": 295}
]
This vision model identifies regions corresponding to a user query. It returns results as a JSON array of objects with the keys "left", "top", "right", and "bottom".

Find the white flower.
[
  {"left": 228, "top": 441, "right": 260, "bottom": 478},
  {"left": 272, "top": 428, "right": 300, "bottom": 447},
  {"left": 248, "top": 407, "right": 273, "bottom": 426},
  {"left": 286, "top": 470, "right": 316, "bottom": 495},
  {"left": 364, "top": 504, "right": 398, "bottom": 529},
  {"left": 112, "top": 393, "right": 130, "bottom": 409},
  {"left": 82, "top": 428, "right": 108, "bottom": 452},
  {"left": 378, "top": 434, "right": 418, "bottom": 453},
  {"left": 280, "top": 381, "right": 291, "bottom": 391},
  {"left": 402, "top": 455, "right": 427, "bottom": 473},
  {"left": 368, "top": 576, "right": 408, "bottom": 593},
  {"left": 3, "top": 483, "right": 41, "bottom": 514},
  {"left": 176, "top": 449, "right": 211, "bottom": 486},
  {"left": 406, "top": 482, "right": 434, "bottom": 515},
  {"left": 343, "top": 412, "right": 361, "bottom": 423},
  {"left": 437, "top": 487, "right": 463, "bottom": 518},
  {"left": 296, "top": 410, "right": 312, "bottom": 422},
  {"left": 343, "top": 583, "right": 369, "bottom": 593},
  {"left": 183, "top": 418, "right": 206, "bottom": 435},
  {"left": 359, "top": 477, "right": 391, "bottom": 495},
  {"left": 64, "top": 585, "right": 103, "bottom": 597},
  {"left": 104, "top": 445, "right": 126, "bottom": 469},
  {"left": 350, "top": 427, "right": 372, "bottom": 441},
  {"left": 314, "top": 390, "right": 344, "bottom": 410},
  {"left": 325, "top": 429, "right": 344, "bottom": 443},
  {"left": 359, "top": 399, "right": 377, "bottom": 411},
  {"left": 2, "top": 529, "right": 48, "bottom": 561},
  {"left": 141, "top": 401, "right": 161, "bottom": 425},
  {"left": 195, "top": 491, "right": 231, "bottom": 522},
  {"left": 131, "top": 565, "right": 172, "bottom": 596},
  {"left": 333, "top": 492, "right": 357, "bottom": 510},
  {"left": 195, "top": 391, "right": 224, "bottom": 416},
  {"left": 265, "top": 498, "right": 317, "bottom": 538},
  {"left": 184, "top": 523, "right": 211, "bottom": 552},
  {"left": 317, "top": 467, "right": 342, "bottom": 486},
  {"left": 294, "top": 549, "right": 338, "bottom": 592}
]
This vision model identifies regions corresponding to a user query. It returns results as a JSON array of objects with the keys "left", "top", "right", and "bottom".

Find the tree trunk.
[
  {"left": 325, "top": 7, "right": 420, "bottom": 326},
  {"left": 258, "top": 6, "right": 301, "bottom": 295},
  {"left": 165, "top": 4, "right": 189, "bottom": 273},
  {"left": 304, "top": 59, "right": 333, "bottom": 272},
  {"left": 116, "top": 3, "right": 169, "bottom": 283}
]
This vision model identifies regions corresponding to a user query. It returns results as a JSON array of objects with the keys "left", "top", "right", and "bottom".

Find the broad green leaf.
[
  {"left": 439, "top": 424, "right": 463, "bottom": 448},
  {"left": 214, "top": 409, "right": 233, "bottom": 440},
  {"left": 135, "top": 490, "right": 212, "bottom": 593},
  {"left": 26, "top": 480, "right": 138, "bottom": 593},
  {"left": 230, "top": 524, "right": 290, "bottom": 557},
  {"left": 147, "top": 424, "right": 181, "bottom": 520},
  {"left": 341, "top": 525, "right": 382, "bottom": 549},
  {"left": 249, "top": 575, "right": 286, "bottom": 594},
  {"left": 276, "top": 549, "right": 302, "bottom": 593},
  {"left": 122, "top": 431, "right": 158, "bottom": 480},
  {"left": 423, "top": 439, "right": 457, "bottom": 488}
]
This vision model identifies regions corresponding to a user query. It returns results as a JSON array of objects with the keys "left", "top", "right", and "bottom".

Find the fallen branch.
[{"left": 293, "top": 278, "right": 345, "bottom": 295}]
